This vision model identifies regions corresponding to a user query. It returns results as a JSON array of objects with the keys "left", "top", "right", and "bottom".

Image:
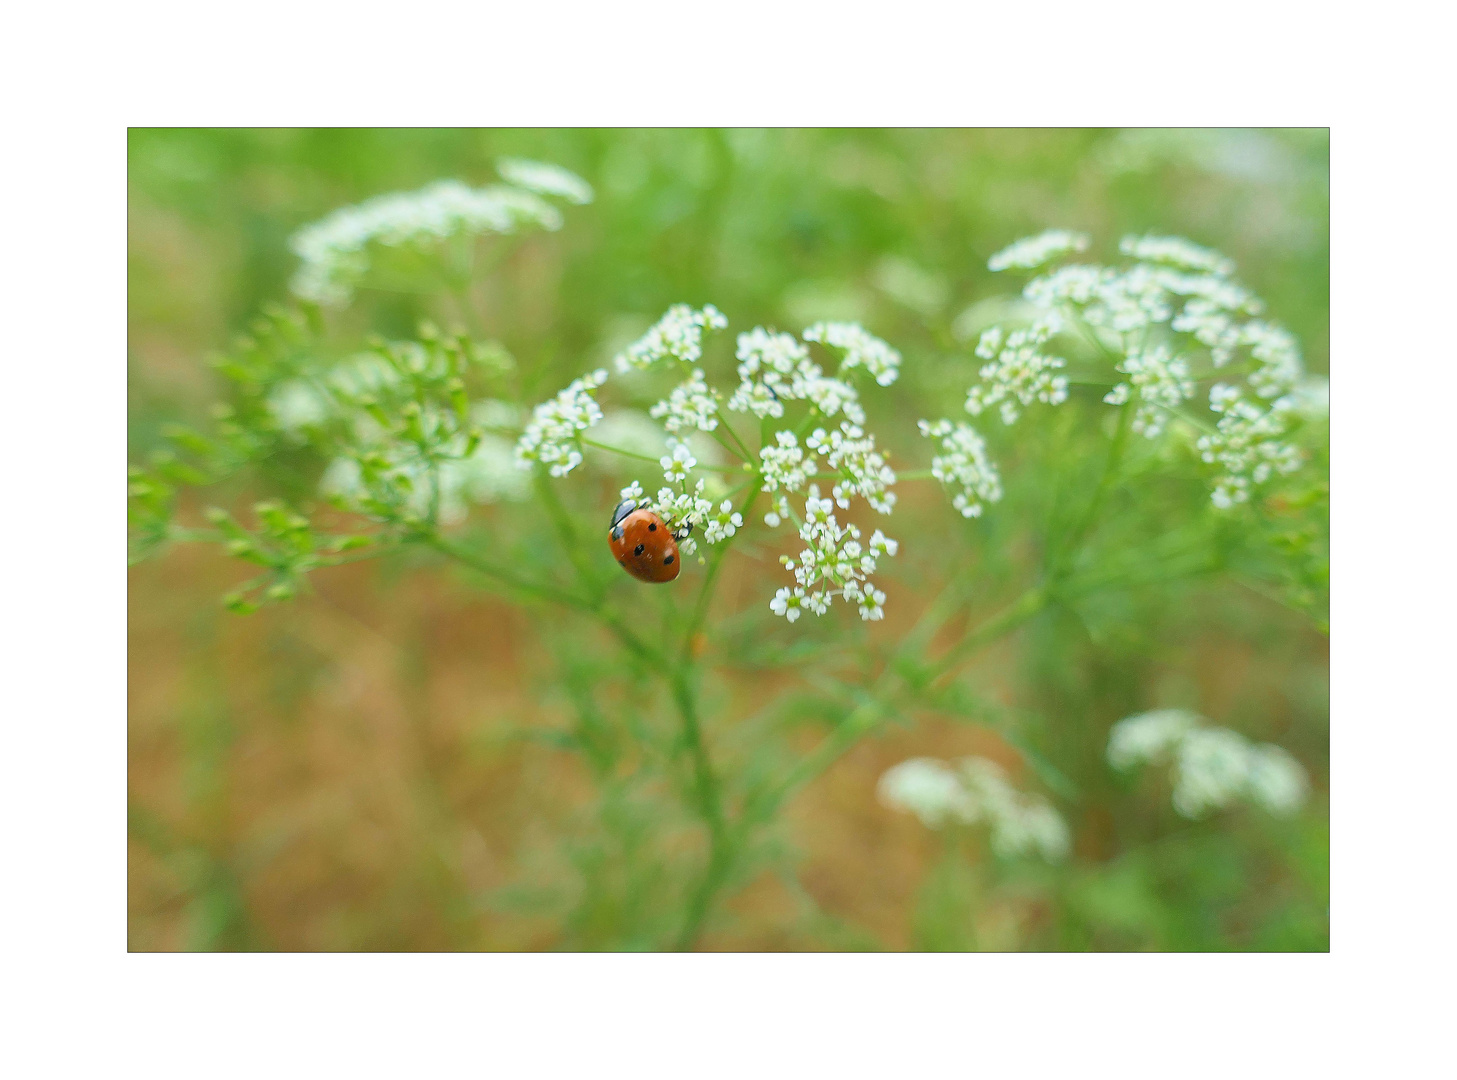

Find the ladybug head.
[{"left": 609, "top": 498, "right": 637, "bottom": 528}]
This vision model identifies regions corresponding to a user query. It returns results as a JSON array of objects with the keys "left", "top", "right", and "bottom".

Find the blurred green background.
[{"left": 128, "top": 129, "right": 1328, "bottom": 951}]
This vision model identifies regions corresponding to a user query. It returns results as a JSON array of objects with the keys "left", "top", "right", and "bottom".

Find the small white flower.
[
  {"left": 660, "top": 440, "right": 697, "bottom": 484},
  {"left": 770, "top": 586, "right": 805, "bottom": 623},
  {"left": 858, "top": 587, "right": 886, "bottom": 621},
  {"left": 619, "top": 480, "right": 644, "bottom": 502},
  {"left": 703, "top": 500, "right": 744, "bottom": 544}
]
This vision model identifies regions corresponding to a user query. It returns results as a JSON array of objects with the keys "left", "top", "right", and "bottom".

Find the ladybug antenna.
[{"left": 610, "top": 499, "right": 637, "bottom": 528}]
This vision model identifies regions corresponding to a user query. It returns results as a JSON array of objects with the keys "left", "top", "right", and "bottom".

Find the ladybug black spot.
[
  {"left": 634, "top": 544, "right": 645, "bottom": 556},
  {"left": 663, "top": 554, "right": 674, "bottom": 565},
  {"left": 648, "top": 522, "right": 657, "bottom": 531}
]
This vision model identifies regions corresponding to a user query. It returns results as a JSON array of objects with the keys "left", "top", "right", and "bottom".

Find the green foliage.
[{"left": 128, "top": 128, "right": 1328, "bottom": 952}]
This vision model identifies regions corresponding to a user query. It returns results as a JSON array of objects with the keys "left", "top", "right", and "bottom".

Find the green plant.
[{"left": 129, "top": 156, "right": 1328, "bottom": 950}]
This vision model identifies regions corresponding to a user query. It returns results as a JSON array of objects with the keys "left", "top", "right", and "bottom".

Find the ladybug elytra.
[{"left": 608, "top": 498, "right": 682, "bottom": 583}]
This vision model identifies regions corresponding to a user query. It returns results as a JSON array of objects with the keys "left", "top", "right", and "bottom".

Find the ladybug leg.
[{"left": 674, "top": 522, "right": 694, "bottom": 541}]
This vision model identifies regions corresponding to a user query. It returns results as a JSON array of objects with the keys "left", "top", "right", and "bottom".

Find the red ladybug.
[{"left": 608, "top": 498, "right": 681, "bottom": 583}]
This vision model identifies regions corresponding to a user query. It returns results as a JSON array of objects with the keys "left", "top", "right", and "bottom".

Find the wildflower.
[
  {"left": 1109, "top": 344, "right": 1196, "bottom": 438},
  {"left": 514, "top": 368, "right": 608, "bottom": 477},
  {"left": 987, "top": 229, "right": 1090, "bottom": 272},
  {"left": 969, "top": 231, "right": 1309, "bottom": 509},
  {"left": 1107, "top": 709, "right": 1309, "bottom": 819},
  {"left": 659, "top": 440, "right": 697, "bottom": 485},
  {"left": 289, "top": 180, "right": 563, "bottom": 306},
  {"left": 918, "top": 419, "right": 1003, "bottom": 518},
  {"left": 496, "top": 158, "right": 594, "bottom": 205},
  {"left": 858, "top": 587, "right": 886, "bottom": 621},
  {"left": 876, "top": 759, "right": 973, "bottom": 825},
  {"left": 877, "top": 756, "right": 1070, "bottom": 861},
  {"left": 1106, "top": 709, "right": 1199, "bottom": 771},
  {"left": 759, "top": 431, "right": 816, "bottom": 494},
  {"left": 650, "top": 368, "right": 720, "bottom": 433},
  {"left": 807, "top": 422, "right": 896, "bottom": 513},
  {"left": 964, "top": 316, "right": 1068, "bottom": 425},
  {"left": 703, "top": 501, "right": 744, "bottom": 544},
  {"left": 1197, "top": 385, "right": 1302, "bottom": 508},
  {"left": 869, "top": 529, "right": 897, "bottom": 557},
  {"left": 614, "top": 304, "right": 728, "bottom": 371},
  {"left": 777, "top": 485, "right": 897, "bottom": 620},
  {"left": 1118, "top": 233, "right": 1235, "bottom": 276},
  {"left": 802, "top": 322, "right": 902, "bottom": 386},
  {"left": 727, "top": 327, "right": 812, "bottom": 418},
  {"left": 770, "top": 586, "right": 806, "bottom": 623}
]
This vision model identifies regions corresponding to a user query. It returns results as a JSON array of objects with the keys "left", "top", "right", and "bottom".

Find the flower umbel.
[
  {"left": 514, "top": 369, "right": 609, "bottom": 477},
  {"left": 878, "top": 756, "right": 1070, "bottom": 861},
  {"left": 614, "top": 304, "right": 728, "bottom": 372},
  {"left": 1107, "top": 709, "right": 1309, "bottom": 818}
]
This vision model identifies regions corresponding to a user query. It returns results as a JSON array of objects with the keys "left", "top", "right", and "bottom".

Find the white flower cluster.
[
  {"left": 965, "top": 318, "right": 1070, "bottom": 426},
  {"left": 803, "top": 322, "right": 903, "bottom": 386},
  {"left": 1119, "top": 234, "right": 1235, "bottom": 276},
  {"left": 1104, "top": 344, "right": 1195, "bottom": 438},
  {"left": 523, "top": 306, "right": 903, "bottom": 621},
  {"left": 973, "top": 230, "right": 1310, "bottom": 508},
  {"left": 650, "top": 368, "right": 720, "bottom": 433},
  {"left": 513, "top": 369, "right": 608, "bottom": 477},
  {"left": 496, "top": 158, "right": 594, "bottom": 205},
  {"left": 987, "top": 229, "right": 1091, "bottom": 273},
  {"left": 758, "top": 430, "right": 815, "bottom": 495},
  {"left": 807, "top": 422, "right": 897, "bottom": 514},
  {"left": 1107, "top": 709, "right": 1309, "bottom": 819},
  {"left": 1197, "top": 384, "right": 1303, "bottom": 508},
  {"left": 613, "top": 304, "right": 728, "bottom": 371},
  {"left": 771, "top": 486, "right": 898, "bottom": 622},
  {"left": 289, "top": 178, "right": 570, "bottom": 306},
  {"left": 877, "top": 756, "right": 1070, "bottom": 861},
  {"left": 727, "top": 327, "right": 866, "bottom": 424},
  {"left": 917, "top": 419, "right": 1003, "bottom": 518}
]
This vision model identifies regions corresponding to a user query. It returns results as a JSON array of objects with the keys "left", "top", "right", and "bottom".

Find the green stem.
[
  {"left": 718, "top": 417, "right": 758, "bottom": 463},
  {"left": 670, "top": 668, "right": 732, "bottom": 951}
]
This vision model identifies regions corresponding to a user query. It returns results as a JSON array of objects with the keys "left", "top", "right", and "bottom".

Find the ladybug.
[{"left": 608, "top": 498, "right": 683, "bottom": 583}]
